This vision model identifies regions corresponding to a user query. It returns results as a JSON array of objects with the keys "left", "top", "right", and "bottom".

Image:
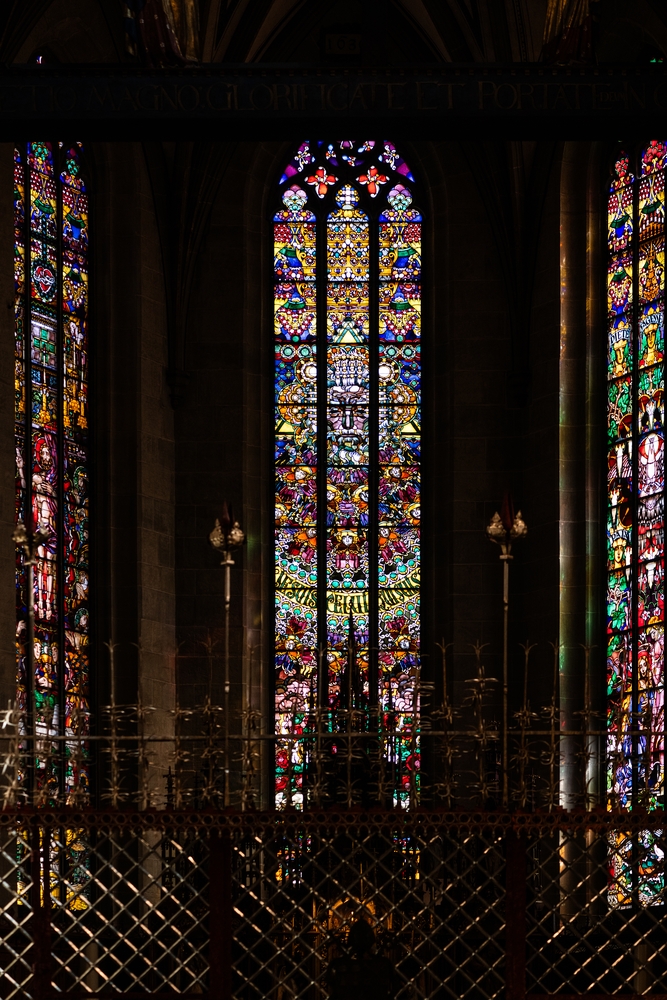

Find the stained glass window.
[
  {"left": 607, "top": 142, "right": 665, "bottom": 905},
  {"left": 14, "top": 142, "right": 90, "bottom": 804},
  {"left": 274, "top": 141, "right": 421, "bottom": 808}
]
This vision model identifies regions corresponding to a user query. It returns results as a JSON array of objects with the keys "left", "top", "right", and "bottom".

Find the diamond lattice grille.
[
  {"left": 231, "top": 828, "right": 506, "bottom": 1000},
  {"left": 0, "top": 812, "right": 665, "bottom": 997}
]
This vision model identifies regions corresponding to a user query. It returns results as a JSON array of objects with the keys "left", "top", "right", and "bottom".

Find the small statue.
[{"left": 326, "top": 919, "right": 397, "bottom": 1000}]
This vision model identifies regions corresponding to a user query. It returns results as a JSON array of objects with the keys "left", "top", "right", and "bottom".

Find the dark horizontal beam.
[
  {"left": 1, "top": 805, "right": 665, "bottom": 832},
  {"left": 0, "top": 62, "right": 664, "bottom": 136}
]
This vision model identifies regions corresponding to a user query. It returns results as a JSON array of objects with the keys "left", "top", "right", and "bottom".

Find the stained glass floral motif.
[
  {"left": 607, "top": 144, "right": 665, "bottom": 908},
  {"left": 275, "top": 142, "right": 421, "bottom": 808},
  {"left": 14, "top": 143, "right": 90, "bottom": 814}
]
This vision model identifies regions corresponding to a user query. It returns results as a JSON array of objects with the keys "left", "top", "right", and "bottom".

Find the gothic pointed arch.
[{"left": 273, "top": 140, "right": 422, "bottom": 807}]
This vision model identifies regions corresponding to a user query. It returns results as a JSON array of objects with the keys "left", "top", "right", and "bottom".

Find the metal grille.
[
  {"left": 232, "top": 826, "right": 506, "bottom": 1000},
  {"left": 0, "top": 826, "right": 33, "bottom": 998},
  {"left": 526, "top": 827, "right": 667, "bottom": 996},
  {"left": 50, "top": 827, "right": 209, "bottom": 994},
  {"left": 0, "top": 810, "right": 664, "bottom": 998}
]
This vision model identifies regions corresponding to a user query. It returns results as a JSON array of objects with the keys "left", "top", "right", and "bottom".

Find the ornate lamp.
[
  {"left": 486, "top": 494, "right": 527, "bottom": 808},
  {"left": 209, "top": 502, "right": 245, "bottom": 806}
]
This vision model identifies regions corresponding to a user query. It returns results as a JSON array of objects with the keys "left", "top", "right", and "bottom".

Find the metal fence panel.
[{"left": 0, "top": 811, "right": 664, "bottom": 998}]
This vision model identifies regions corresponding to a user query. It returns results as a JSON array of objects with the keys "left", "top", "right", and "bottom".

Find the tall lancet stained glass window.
[
  {"left": 274, "top": 140, "right": 421, "bottom": 808},
  {"left": 607, "top": 142, "right": 665, "bottom": 905},
  {"left": 14, "top": 142, "right": 89, "bottom": 799}
]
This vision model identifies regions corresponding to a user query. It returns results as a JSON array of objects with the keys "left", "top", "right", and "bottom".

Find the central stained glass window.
[{"left": 274, "top": 140, "right": 421, "bottom": 808}]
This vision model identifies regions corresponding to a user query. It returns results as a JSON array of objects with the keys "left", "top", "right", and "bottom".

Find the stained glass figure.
[
  {"left": 607, "top": 143, "right": 665, "bottom": 907},
  {"left": 14, "top": 142, "right": 90, "bottom": 813},
  {"left": 275, "top": 141, "right": 421, "bottom": 808}
]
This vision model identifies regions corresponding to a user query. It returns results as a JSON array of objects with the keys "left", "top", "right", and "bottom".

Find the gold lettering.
[
  {"left": 8, "top": 70, "right": 661, "bottom": 122},
  {"left": 137, "top": 85, "right": 158, "bottom": 112},
  {"left": 349, "top": 84, "right": 367, "bottom": 110},
  {"left": 387, "top": 82, "right": 406, "bottom": 109},
  {"left": 90, "top": 86, "right": 117, "bottom": 112},
  {"left": 296, "top": 84, "right": 308, "bottom": 111},
  {"left": 250, "top": 84, "right": 273, "bottom": 110},
  {"left": 178, "top": 85, "right": 200, "bottom": 111},
  {"left": 272, "top": 84, "right": 293, "bottom": 111},
  {"left": 494, "top": 83, "right": 517, "bottom": 110},
  {"left": 233, "top": 83, "right": 255, "bottom": 110},
  {"left": 592, "top": 84, "right": 627, "bottom": 109},
  {"left": 121, "top": 87, "right": 139, "bottom": 110},
  {"left": 446, "top": 83, "right": 464, "bottom": 109},
  {"left": 575, "top": 83, "right": 591, "bottom": 109},
  {"left": 416, "top": 81, "right": 436, "bottom": 110},
  {"left": 54, "top": 85, "right": 77, "bottom": 113},
  {"left": 206, "top": 84, "right": 233, "bottom": 111},
  {"left": 517, "top": 83, "right": 534, "bottom": 110},
  {"left": 327, "top": 83, "right": 348, "bottom": 111},
  {"left": 160, "top": 86, "right": 179, "bottom": 112},
  {"left": 478, "top": 80, "right": 495, "bottom": 110},
  {"left": 551, "top": 85, "right": 571, "bottom": 110}
]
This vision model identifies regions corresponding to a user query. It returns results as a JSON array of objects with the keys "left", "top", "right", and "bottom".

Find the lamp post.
[
  {"left": 209, "top": 502, "right": 245, "bottom": 806},
  {"left": 486, "top": 496, "right": 527, "bottom": 809},
  {"left": 13, "top": 519, "right": 49, "bottom": 800}
]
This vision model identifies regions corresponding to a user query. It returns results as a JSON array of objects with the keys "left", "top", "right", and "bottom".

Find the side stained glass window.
[
  {"left": 274, "top": 141, "right": 421, "bottom": 808},
  {"left": 14, "top": 142, "right": 90, "bottom": 801},
  {"left": 607, "top": 142, "right": 665, "bottom": 905}
]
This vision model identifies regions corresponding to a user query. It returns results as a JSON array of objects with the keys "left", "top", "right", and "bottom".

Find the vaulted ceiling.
[{"left": 1, "top": 0, "right": 666, "bottom": 66}]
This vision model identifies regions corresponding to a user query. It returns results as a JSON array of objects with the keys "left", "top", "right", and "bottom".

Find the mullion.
[
  {"left": 322, "top": 180, "right": 372, "bottom": 719},
  {"left": 632, "top": 153, "right": 640, "bottom": 817},
  {"left": 23, "top": 145, "right": 34, "bottom": 800},
  {"left": 663, "top": 160, "right": 666, "bottom": 818},
  {"left": 56, "top": 141, "right": 67, "bottom": 805},
  {"left": 368, "top": 204, "right": 379, "bottom": 715},
  {"left": 316, "top": 203, "right": 328, "bottom": 711},
  {"left": 631, "top": 149, "right": 640, "bottom": 908},
  {"left": 635, "top": 159, "right": 666, "bottom": 817}
]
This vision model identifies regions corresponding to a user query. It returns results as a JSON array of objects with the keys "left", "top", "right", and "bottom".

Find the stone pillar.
[
  {"left": 93, "top": 143, "right": 175, "bottom": 806},
  {"left": 584, "top": 143, "right": 604, "bottom": 809},
  {"left": 0, "top": 145, "right": 16, "bottom": 713},
  {"left": 559, "top": 141, "right": 596, "bottom": 924},
  {"left": 559, "top": 141, "right": 589, "bottom": 813}
]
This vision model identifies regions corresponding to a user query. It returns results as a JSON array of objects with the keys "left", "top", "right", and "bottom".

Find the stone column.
[
  {"left": 0, "top": 145, "right": 16, "bottom": 712},
  {"left": 559, "top": 141, "right": 589, "bottom": 813}
]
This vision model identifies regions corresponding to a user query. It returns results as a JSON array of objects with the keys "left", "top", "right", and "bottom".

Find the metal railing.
[
  {"left": 0, "top": 637, "right": 663, "bottom": 998},
  {"left": 0, "top": 809, "right": 664, "bottom": 999},
  {"left": 4, "top": 639, "right": 648, "bottom": 813}
]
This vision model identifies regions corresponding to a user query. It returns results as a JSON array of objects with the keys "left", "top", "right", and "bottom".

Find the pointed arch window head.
[
  {"left": 274, "top": 140, "right": 421, "bottom": 809},
  {"left": 14, "top": 142, "right": 90, "bottom": 801},
  {"left": 607, "top": 141, "right": 665, "bottom": 906}
]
